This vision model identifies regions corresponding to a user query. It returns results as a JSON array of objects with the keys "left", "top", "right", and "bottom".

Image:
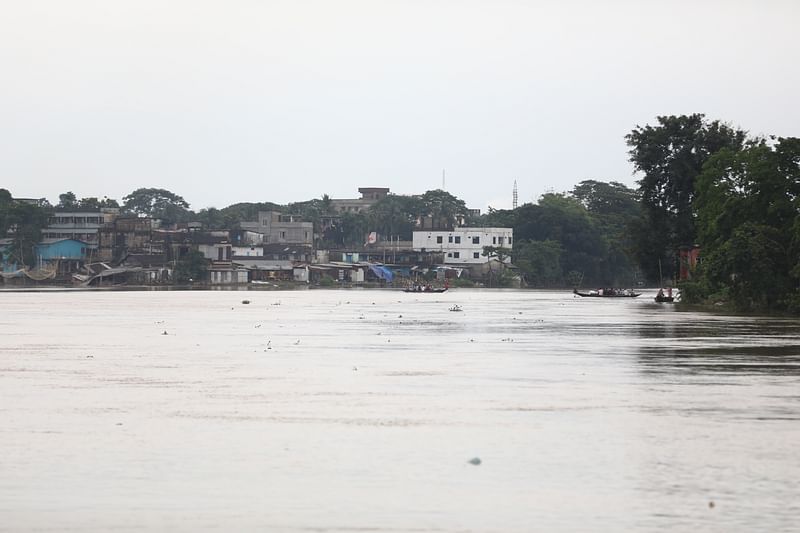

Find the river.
[{"left": 1, "top": 288, "right": 798, "bottom": 532}]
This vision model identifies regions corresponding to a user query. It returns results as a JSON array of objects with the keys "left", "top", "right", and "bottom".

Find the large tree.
[
  {"left": 571, "top": 180, "right": 640, "bottom": 285},
  {"left": 626, "top": 114, "right": 747, "bottom": 281},
  {"left": 368, "top": 194, "right": 422, "bottom": 241},
  {"left": 689, "top": 137, "right": 800, "bottom": 311},
  {"left": 122, "top": 188, "right": 191, "bottom": 225},
  {"left": 418, "top": 189, "right": 468, "bottom": 230},
  {"left": 57, "top": 191, "right": 78, "bottom": 209},
  {"left": 3, "top": 201, "right": 50, "bottom": 267}
]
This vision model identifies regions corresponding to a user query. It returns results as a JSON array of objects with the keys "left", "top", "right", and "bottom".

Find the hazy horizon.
[{"left": 2, "top": 0, "right": 798, "bottom": 212}]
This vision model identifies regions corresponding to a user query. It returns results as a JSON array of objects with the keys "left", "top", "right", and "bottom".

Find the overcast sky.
[{"left": 1, "top": 0, "right": 798, "bottom": 212}]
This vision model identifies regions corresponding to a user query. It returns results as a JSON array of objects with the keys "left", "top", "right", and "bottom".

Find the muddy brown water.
[{"left": 1, "top": 289, "right": 798, "bottom": 531}]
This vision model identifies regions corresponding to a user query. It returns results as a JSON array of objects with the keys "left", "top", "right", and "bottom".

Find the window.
[
  {"left": 472, "top": 236, "right": 480, "bottom": 244},
  {"left": 436, "top": 236, "right": 443, "bottom": 244},
  {"left": 508, "top": 237, "right": 512, "bottom": 245},
  {"left": 498, "top": 236, "right": 504, "bottom": 245},
  {"left": 473, "top": 252, "right": 480, "bottom": 259},
  {"left": 454, "top": 236, "right": 461, "bottom": 244},
  {"left": 447, "top": 252, "right": 452, "bottom": 257},
  {"left": 493, "top": 237, "right": 497, "bottom": 244},
  {"left": 448, "top": 236, "right": 453, "bottom": 243},
  {"left": 280, "top": 231, "right": 286, "bottom": 239},
  {"left": 453, "top": 252, "right": 460, "bottom": 258}
]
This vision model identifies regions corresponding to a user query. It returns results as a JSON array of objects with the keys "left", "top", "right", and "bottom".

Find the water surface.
[{"left": 1, "top": 289, "right": 798, "bottom": 532}]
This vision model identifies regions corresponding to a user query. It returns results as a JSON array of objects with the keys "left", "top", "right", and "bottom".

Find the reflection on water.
[{"left": 1, "top": 289, "right": 799, "bottom": 532}]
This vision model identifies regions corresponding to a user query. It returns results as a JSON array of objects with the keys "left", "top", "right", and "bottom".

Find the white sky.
[{"left": 1, "top": 0, "right": 798, "bottom": 212}]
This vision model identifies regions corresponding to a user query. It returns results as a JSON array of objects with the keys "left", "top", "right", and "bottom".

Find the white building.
[{"left": 412, "top": 227, "right": 513, "bottom": 264}]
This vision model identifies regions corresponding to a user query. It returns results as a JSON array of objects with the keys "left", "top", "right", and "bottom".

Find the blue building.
[
  {"left": 33, "top": 239, "right": 93, "bottom": 276},
  {"left": 35, "top": 239, "right": 91, "bottom": 261}
]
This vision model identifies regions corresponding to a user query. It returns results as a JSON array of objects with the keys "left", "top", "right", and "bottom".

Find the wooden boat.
[
  {"left": 655, "top": 288, "right": 675, "bottom": 303},
  {"left": 573, "top": 288, "right": 641, "bottom": 298},
  {"left": 404, "top": 286, "right": 448, "bottom": 293}
]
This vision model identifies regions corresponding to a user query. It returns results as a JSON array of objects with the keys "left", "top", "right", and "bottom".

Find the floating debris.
[
  {"left": 709, "top": 501, "right": 715, "bottom": 509},
  {"left": 242, "top": 300, "right": 251, "bottom": 304},
  {"left": 449, "top": 305, "right": 463, "bottom": 312},
  {"left": 162, "top": 331, "right": 168, "bottom": 335},
  {"left": 468, "top": 457, "right": 482, "bottom": 465}
]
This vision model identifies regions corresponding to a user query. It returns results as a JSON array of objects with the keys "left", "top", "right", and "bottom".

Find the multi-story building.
[
  {"left": 42, "top": 208, "right": 119, "bottom": 248},
  {"left": 97, "top": 216, "right": 156, "bottom": 262},
  {"left": 329, "top": 187, "right": 390, "bottom": 214},
  {"left": 412, "top": 227, "right": 513, "bottom": 265},
  {"left": 240, "top": 211, "right": 313, "bottom": 245}
]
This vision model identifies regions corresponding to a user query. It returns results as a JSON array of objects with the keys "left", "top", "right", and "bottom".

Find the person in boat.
[{"left": 657, "top": 288, "right": 665, "bottom": 298}]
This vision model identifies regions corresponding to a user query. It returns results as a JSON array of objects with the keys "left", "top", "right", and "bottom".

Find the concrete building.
[
  {"left": 412, "top": 227, "right": 513, "bottom": 265},
  {"left": 240, "top": 211, "right": 313, "bottom": 245},
  {"left": 329, "top": 187, "right": 390, "bottom": 214},
  {"left": 97, "top": 216, "right": 155, "bottom": 262},
  {"left": 43, "top": 209, "right": 119, "bottom": 248}
]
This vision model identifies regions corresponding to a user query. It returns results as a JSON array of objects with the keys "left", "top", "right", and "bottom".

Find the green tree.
[
  {"left": 122, "top": 188, "right": 191, "bottom": 225},
  {"left": 57, "top": 191, "right": 78, "bottom": 209},
  {"left": 174, "top": 250, "right": 208, "bottom": 283},
  {"left": 78, "top": 197, "right": 120, "bottom": 210},
  {"left": 368, "top": 194, "right": 422, "bottom": 240},
  {"left": 5, "top": 202, "right": 50, "bottom": 266},
  {"left": 626, "top": 114, "right": 747, "bottom": 281},
  {"left": 418, "top": 189, "right": 468, "bottom": 230},
  {"left": 327, "top": 212, "right": 370, "bottom": 247},
  {"left": 513, "top": 239, "right": 563, "bottom": 287},
  {"left": 690, "top": 137, "right": 800, "bottom": 311},
  {"left": 571, "top": 180, "right": 640, "bottom": 285},
  {"left": 220, "top": 201, "right": 285, "bottom": 227}
]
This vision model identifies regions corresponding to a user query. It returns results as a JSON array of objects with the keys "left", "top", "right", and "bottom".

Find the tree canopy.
[
  {"left": 626, "top": 114, "right": 747, "bottom": 280},
  {"left": 122, "top": 188, "right": 191, "bottom": 224},
  {"left": 686, "top": 136, "right": 800, "bottom": 311}
]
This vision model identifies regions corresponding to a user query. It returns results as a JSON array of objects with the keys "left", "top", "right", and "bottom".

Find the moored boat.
[
  {"left": 573, "top": 288, "right": 641, "bottom": 298},
  {"left": 655, "top": 287, "right": 675, "bottom": 303},
  {"left": 404, "top": 286, "right": 448, "bottom": 293}
]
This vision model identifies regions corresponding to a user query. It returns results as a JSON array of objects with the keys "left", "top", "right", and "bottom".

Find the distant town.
[
  {"left": 0, "top": 186, "right": 517, "bottom": 288},
  {"left": 4, "top": 113, "right": 799, "bottom": 315}
]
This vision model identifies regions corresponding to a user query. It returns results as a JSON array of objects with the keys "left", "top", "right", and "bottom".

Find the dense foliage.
[
  {"left": 684, "top": 137, "right": 800, "bottom": 312},
  {"left": 482, "top": 182, "right": 641, "bottom": 288},
  {"left": 0, "top": 189, "right": 51, "bottom": 267},
  {"left": 6, "top": 113, "right": 800, "bottom": 315},
  {"left": 625, "top": 114, "right": 746, "bottom": 281}
]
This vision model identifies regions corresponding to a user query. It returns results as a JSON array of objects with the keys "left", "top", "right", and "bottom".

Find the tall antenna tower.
[{"left": 513, "top": 180, "right": 518, "bottom": 209}]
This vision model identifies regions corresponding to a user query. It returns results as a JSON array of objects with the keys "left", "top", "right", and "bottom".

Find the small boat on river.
[
  {"left": 655, "top": 288, "right": 675, "bottom": 303},
  {"left": 404, "top": 285, "right": 448, "bottom": 293},
  {"left": 404, "top": 281, "right": 449, "bottom": 293},
  {"left": 573, "top": 288, "right": 641, "bottom": 298}
]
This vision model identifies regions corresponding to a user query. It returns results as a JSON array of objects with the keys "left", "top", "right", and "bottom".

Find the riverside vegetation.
[{"left": 2, "top": 114, "right": 798, "bottom": 313}]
